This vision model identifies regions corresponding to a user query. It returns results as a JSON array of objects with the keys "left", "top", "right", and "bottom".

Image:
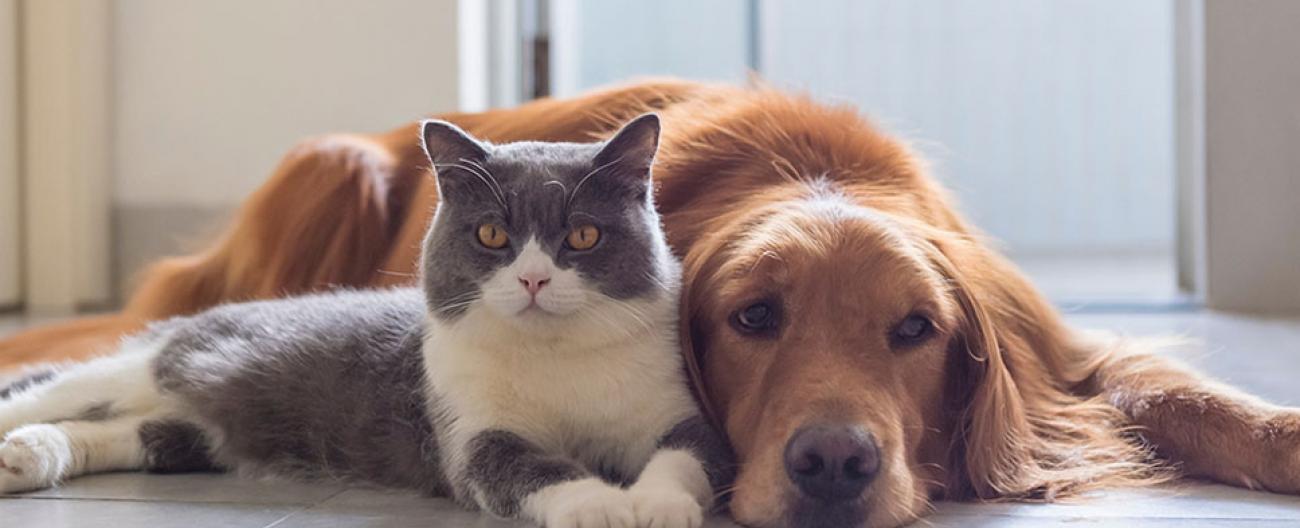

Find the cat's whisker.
[
  {"left": 542, "top": 179, "right": 568, "bottom": 196},
  {"left": 460, "top": 158, "right": 507, "bottom": 209},
  {"left": 434, "top": 161, "right": 507, "bottom": 211},
  {"left": 433, "top": 292, "right": 482, "bottom": 310},
  {"left": 435, "top": 300, "right": 479, "bottom": 316},
  {"left": 578, "top": 303, "right": 637, "bottom": 339},
  {"left": 641, "top": 271, "right": 673, "bottom": 293},
  {"left": 566, "top": 155, "right": 624, "bottom": 210},
  {"left": 587, "top": 300, "right": 654, "bottom": 338}
]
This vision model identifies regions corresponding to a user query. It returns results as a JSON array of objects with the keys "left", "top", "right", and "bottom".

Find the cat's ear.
[
  {"left": 593, "top": 113, "right": 661, "bottom": 184},
  {"left": 420, "top": 119, "right": 489, "bottom": 171}
]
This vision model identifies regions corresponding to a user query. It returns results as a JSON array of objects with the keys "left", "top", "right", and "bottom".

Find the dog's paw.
[
  {"left": 0, "top": 424, "right": 71, "bottom": 493},
  {"left": 536, "top": 478, "right": 636, "bottom": 528},
  {"left": 628, "top": 484, "right": 703, "bottom": 528}
]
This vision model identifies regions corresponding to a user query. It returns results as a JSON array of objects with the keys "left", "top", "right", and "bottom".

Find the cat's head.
[{"left": 418, "top": 114, "right": 678, "bottom": 338}]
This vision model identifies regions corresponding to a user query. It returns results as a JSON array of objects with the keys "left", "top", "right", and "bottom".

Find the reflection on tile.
[
  {"left": 927, "top": 515, "right": 1300, "bottom": 527},
  {"left": 274, "top": 488, "right": 742, "bottom": 528},
  {"left": 933, "top": 483, "right": 1300, "bottom": 520},
  {"left": 273, "top": 489, "right": 521, "bottom": 528},
  {"left": 0, "top": 498, "right": 296, "bottom": 528},
  {"left": 20, "top": 472, "right": 345, "bottom": 506}
]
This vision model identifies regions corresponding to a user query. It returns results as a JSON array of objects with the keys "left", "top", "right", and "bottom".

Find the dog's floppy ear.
[
  {"left": 923, "top": 239, "right": 1037, "bottom": 499},
  {"left": 677, "top": 232, "right": 732, "bottom": 431},
  {"left": 925, "top": 233, "right": 1162, "bottom": 500}
]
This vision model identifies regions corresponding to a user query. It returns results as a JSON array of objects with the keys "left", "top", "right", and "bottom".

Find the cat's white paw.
[
  {"left": 0, "top": 424, "right": 71, "bottom": 493},
  {"left": 535, "top": 478, "right": 636, "bottom": 528},
  {"left": 629, "top": 484, "right": 703, "bottom": 528}
]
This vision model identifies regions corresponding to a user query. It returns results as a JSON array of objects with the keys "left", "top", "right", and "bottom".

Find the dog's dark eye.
[
  {"left": 892, "top": 314, "right": 934, "bottom": 346},
  {"left": 732, "top": 301, "right": 780, "bottom": 335}
]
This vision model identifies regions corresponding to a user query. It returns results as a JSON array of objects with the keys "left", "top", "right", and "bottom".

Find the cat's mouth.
[{"left": 515, "top": 301, "right": 561, "bottom": 318}]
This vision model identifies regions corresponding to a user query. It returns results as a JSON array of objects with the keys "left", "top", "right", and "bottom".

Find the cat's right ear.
[{"left": 420, "top": 119, "right": 489, "bottom": 176}]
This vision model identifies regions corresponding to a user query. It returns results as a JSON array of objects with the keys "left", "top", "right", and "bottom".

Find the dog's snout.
[{"left": 784, "top": 424, "right": 880, "bottom": 501}]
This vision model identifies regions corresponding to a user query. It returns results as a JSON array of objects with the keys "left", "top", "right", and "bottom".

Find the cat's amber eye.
[
  {"left": 566, "top": 225, "right": 600, "bottom": 251},
  {"left": 477, "top": 224, "right": 509, "bottom": 249}
]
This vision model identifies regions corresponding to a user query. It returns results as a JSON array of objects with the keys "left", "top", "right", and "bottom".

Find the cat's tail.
[
  {"left": 0, "top": 330, "right": 169, "bottom": 437},
  {"left": 0, "top": 330, "right": 180, "bottom": 493}
]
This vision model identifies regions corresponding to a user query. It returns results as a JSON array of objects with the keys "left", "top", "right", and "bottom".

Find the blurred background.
[{"left": 0, "top": 0, "right": 1296, "bottom": 316}]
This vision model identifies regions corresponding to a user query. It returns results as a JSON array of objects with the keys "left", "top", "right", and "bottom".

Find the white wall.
[
  {"left": 0, "top": 0, "right": 17, "bottom": 306},
  {"left": 549, "top": 0, "right": 750, "bottom": 97},
  {"left": 760, "top": 0, "right": 1176, "bottom": 257},
  {"left": 113, "top": 0, "right": 462, "bottom": 209}
]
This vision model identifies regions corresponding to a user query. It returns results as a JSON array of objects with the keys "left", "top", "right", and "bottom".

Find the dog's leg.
[{"left": 1090, "top": 344, "right": 1300, "bottom": 493}]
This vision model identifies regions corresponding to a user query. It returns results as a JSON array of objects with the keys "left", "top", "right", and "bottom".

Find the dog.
[{"left": 4, "top": 80, "right": 1299, "bottom": 528}]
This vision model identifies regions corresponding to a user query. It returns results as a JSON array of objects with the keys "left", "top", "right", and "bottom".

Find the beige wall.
[
  {"left": 1204, "top": 0, "right": 1300, "bottom": 313},
  {"left": 0, "top": 0, "right": 16, "bottom": 306},
  {"left": 113, "top": 0, "right": 461, "bottom": 209},
  {"left": 107, "top": 0, "right": 460, "bottom": 297}
]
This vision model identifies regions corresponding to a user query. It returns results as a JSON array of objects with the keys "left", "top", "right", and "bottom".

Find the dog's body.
[{"left": 4, "top": 80, "right": 1300, "bottom": 527}]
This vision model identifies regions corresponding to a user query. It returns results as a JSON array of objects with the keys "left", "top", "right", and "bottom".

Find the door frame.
[
  {"left": 17, "top": 0, "right": 113, "bottom": 313},
  {"left": 0, "top": 0, "right": 19, "bottom": 309}
]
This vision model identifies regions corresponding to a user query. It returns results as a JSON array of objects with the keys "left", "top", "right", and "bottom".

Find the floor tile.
[
  {"left": 19, "top": 472, "right": 345, "bottom": 506},
  {"left": 0, "top": 497, "right": 297, "bottom": 528}
]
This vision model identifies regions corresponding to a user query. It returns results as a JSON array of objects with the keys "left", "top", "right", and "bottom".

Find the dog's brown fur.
[{"left": 4, "top": 80, "right": 1300, "bottom": 527}]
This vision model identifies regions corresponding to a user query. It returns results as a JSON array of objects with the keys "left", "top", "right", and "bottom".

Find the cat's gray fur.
[{"left": 147, "top": 288, "right": 443, "bottom": 491}]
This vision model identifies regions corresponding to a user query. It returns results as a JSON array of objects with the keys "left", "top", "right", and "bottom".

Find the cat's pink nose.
[{"left": 518, "top": 273, "right": 551, "bottom": 295}]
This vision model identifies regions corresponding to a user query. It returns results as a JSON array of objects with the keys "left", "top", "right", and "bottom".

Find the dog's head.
[
  {"left": 682, "top": 192, "right": 964, "bottom": 527},
  {"left": 657, "top": 91, "right": 1157, "bottom": 527}
]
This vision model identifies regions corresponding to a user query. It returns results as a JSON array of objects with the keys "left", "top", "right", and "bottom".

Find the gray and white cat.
[{"left": 0, "top": 114, "right": 732, "bottom": 528}]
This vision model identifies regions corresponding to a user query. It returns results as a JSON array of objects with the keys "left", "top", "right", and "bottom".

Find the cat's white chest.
[{"left": 423, "top": 315, "right": 694, "bottom": 475}]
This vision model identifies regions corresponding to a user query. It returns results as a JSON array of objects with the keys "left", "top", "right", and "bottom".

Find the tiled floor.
[{"left": 3, "top": 310, "right": 1300, "bottom": 526}]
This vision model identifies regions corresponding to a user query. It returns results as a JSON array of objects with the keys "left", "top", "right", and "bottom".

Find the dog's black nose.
[{"left": 784, "top": 424, "right": 880, "bottom": 501}]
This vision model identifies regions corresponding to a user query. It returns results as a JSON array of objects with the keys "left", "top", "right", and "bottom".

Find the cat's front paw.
[
  {"left": 536, "top": 478, "right": 636, "bottom": 528},
  {"left": 0, "top": 424, "right": 71, "bottom": 493},
  {"left": 628, "top": 484, "right": 703, "bottom": 528}
]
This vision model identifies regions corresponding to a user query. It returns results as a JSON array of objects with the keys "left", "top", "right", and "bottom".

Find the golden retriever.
[{"left": 3, "top": 80, "right": 1299, "bottom": 527}]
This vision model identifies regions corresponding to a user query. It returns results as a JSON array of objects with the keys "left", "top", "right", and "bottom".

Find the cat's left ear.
[
  {"left": 420, "top": 119, "right": 489, "bottom": 167},
  {"left": 593, "top": 113, "right": 661, "bottom": 185}
]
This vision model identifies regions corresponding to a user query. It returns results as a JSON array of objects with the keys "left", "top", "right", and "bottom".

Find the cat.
[{"left": 0, "top": 114, "right": 732, "bottom": 528}]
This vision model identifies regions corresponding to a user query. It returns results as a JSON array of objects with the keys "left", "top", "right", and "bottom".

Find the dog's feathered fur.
[{"left": 4, "top": 80, "right": 1299, "bottom": 527}]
